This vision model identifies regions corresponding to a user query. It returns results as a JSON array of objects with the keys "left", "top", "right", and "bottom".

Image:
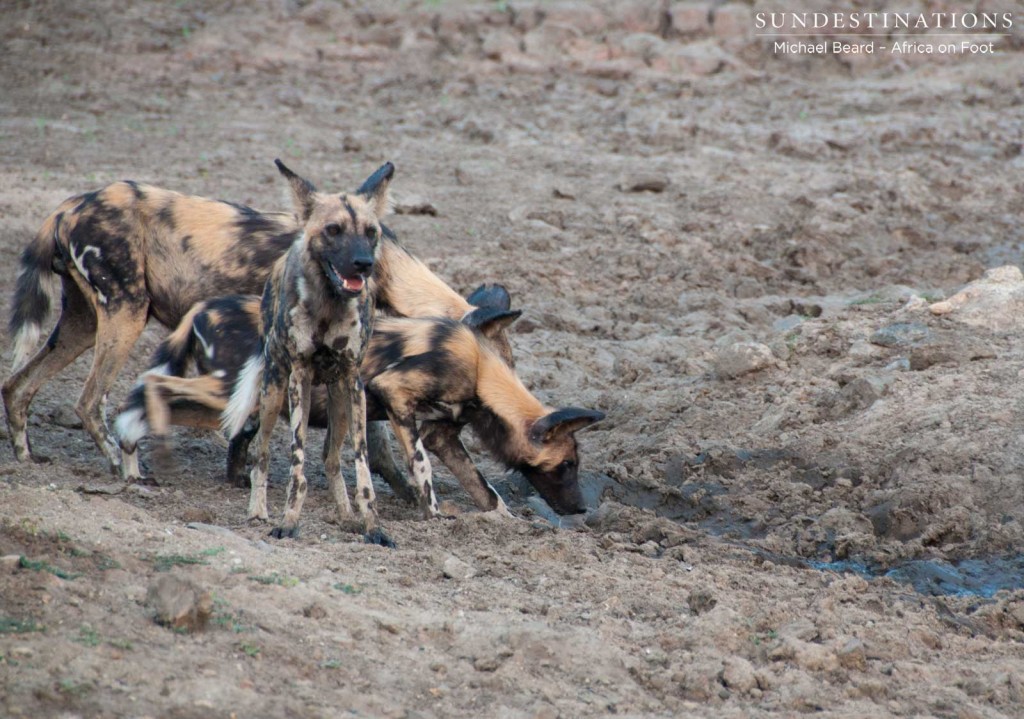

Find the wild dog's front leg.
[
  {"left": 323, "top": 381, "right": 353, "bottom": 519},
  {"left": 273, "top": 367, "right": 312, "bottom": 539},
  {"left": 387, "top": 411, "right": 440, "bottom": 519},
  {"left": 420, "top": 420, "right": 512, "bottom": 517},
  {"left": 347, "top": 376, "right": 393, "bottom": 547},
  {"left": 248, "top": 379, "right": 286, "bottom": 523}
]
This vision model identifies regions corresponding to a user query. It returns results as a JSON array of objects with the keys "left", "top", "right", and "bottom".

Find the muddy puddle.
[
  {"left": 560, "top": 467, "right": 1024, "bottom": 600},
  {"left": 807, "top": 556, "right": 1024, "bottom": 599}
]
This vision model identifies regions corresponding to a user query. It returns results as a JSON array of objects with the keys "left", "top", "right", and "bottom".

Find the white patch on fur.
[
  {"left": 192, "top": 326, "right": 214, "bottom": 360},
  {"left": 297, "top": 275, "right": 309, "bottom": 303},
  {"left": 11, "top": 322, "right": 41, "bottom": 371},
  {"left": 69, "top": 243, "right": 106, "bottom": 304},
  {"left": 222, "top": 354, "right": 264, "bottom": 438},
  {"left": 213, "top": 369, "right": 226, "bottom": 378},
  {"left": 113, "top": 406, "right": 148, "bottom": 448}
]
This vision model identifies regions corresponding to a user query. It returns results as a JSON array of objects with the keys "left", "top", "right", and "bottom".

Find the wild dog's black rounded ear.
[
  {"left": 466, "top": 283, "right": 512, "bottom": 312},
  {"left": 356, "top": 162, "right": 395, "bottom": 218},
  {"left": 274, "top": 159, "right": 317, "bottom": 222},
  {"left": 529, "top": 408, "right": 605, "bottom": 444},
  {"left": 463, "top": 306, "right": 522, "bottom": 339}
]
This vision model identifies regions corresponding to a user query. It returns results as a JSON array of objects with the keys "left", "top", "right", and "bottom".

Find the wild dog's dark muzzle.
[{"left": 320, "top": 238, "right": 374, "bottom": 297}]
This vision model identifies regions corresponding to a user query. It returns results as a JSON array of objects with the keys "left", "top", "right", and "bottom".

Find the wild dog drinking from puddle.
[
  {"left": 220, "top": 160, "right": 390, "bottom": 542},
  {"left": 116, "top": 298, "right": 602, "bottom": 518}
]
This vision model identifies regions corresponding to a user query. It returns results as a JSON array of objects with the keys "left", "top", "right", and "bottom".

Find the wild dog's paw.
[
  {"left": 363, "top": 528, "right": 396, "bottom": 549},
  {"left": 269, "top": 525, "right": 300, "bottom": 539}
]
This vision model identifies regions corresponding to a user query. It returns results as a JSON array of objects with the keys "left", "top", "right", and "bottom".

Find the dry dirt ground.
[{"left": 2, "top": 1, "right": 1024, "bottom": 717}]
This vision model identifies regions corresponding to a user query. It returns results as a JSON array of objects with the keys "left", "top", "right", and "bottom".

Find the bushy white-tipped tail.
[
  {"left": 113, "top": 406, "right": 149, "bottom": 450},
  {"left": 9, "top": 254, "right": 60, "bottom": 371},
  {"left": 11, "top": 322, "right": 42, "bottom": 371},
  {"left": 222, "top": 353, "right": 264, "bottom": 438}
]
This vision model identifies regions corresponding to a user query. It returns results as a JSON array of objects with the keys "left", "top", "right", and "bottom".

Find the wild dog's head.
[
  {"left": 275, "top": 159, "right": 394, "bottom": 298},
  {"left": 521, "top": 407, "right": 605, "bottom": 515}
]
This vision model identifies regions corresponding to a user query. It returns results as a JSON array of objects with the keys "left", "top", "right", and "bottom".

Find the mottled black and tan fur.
[
  {"left": 117, "top": 298, "right": 602, "bottom": 517},
  {"left": 4, "top": 165, "right": 516, "bottom": 485},
  {"left": 221, "top": 160, "right": 391, "bottom": 540}
]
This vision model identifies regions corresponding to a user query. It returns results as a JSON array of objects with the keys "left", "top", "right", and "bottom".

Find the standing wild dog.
[
  {"left": 225, "top": 160, "right": 391, "bottom": 541},
  {"left": 3, "top": 162, "right": 516, "bottom": 485},
  {"left": 117, "top": 298, "right": 602, "bottom": 516}
]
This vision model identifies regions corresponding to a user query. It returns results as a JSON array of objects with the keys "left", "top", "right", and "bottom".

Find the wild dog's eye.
[
  {"left": 559, "top": 460, "right": 577, "bottom": 470},
  {"left": 325, "top": 223, "right": 341, "bottom": 237},
  {"left": 366, "top": 226, "right": 378, "bottom": 240}
]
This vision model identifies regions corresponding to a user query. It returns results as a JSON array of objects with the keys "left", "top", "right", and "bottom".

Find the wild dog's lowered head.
[{"left": 224, "top": 159, "right": 394, "bottom": 542}]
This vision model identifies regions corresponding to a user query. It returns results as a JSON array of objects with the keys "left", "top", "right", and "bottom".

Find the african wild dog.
[
  {"left": 116, "top": 297, "right": 602, "bottom": 517},
  {"left": 3, "top": 163, "right": 516, "bottom": 483},
  {"left": 220, "top": 159, "right": 393, "bottom": 541},
  {"left": 115, "top": 283, "right": 519, "bottom": 489}
]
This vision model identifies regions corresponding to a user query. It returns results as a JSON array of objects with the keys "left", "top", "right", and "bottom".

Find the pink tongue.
[{"left": 343, "top": 276, "right": 364, "bottom": 292}]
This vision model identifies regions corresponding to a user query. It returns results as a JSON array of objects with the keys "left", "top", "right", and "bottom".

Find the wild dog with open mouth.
[
  {"left": 117, "top": 297, "right": 602, "bottom": 517},
  {"left": 222, "top": 160, "right": 392, "bottom": 540},
  {"left": 4, "top": 163, "right": 515, "bottom": 488}
]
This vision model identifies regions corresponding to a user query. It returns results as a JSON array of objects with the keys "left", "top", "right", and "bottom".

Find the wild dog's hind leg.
[
  {"left": 420, "top": 420, "right": 512, "bottom": 517},
  {"left": 386, "top": 408, "right": 440, "bottom": 520},
  {"left": 77, "top": 307, "right": 149, "bottom": 471},
  {"left": 2, "top": 278, "right": 96, "bottom": 463},
  {"left": 367, "top": 421, "right": 417, "bottom": 504},
  {"left": 272, "top": 367, "right": 312, "bottom": 539},
  {"left": 323, "top": 381, "right": 354, "bottom": 520},
  {"left": 227, "top": 419, "right": 258, "bottom": 487}
]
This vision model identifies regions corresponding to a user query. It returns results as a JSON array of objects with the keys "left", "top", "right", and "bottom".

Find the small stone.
[
  {"left": 49, "top": 405, "right": 82, "bottom": 429},
  {"left": 146, "top": 575, "right": 212, "bottom": 632},
  {"left": 276, "top": 87, "right": 303, "bottom": 109},
  {"left": 618, "top": 173, "right": 669, "bottom": 193},
  {"left": 639, "top": 540, "right": 662, "bottom": 558},
  {"left": 181, "top": 508, "right": 216, "bottom": 524},
  {"left": 714, "top": 342, "right": 776, "bottom": 379},
  {"left": 884, "top": 358, "right": 911, "bottom": 371},
  {"left": 869, "top": 322, "right": 930, "bottom": 348},
  {"left": 829, "top": 376, "right": 890, "bottom": 418},
  {"left": 303, "top": 603, "right": 328, "bottom": 620},
  {"left": 712, "top": 3, "right": 753, "bottom": 41},
  {"left": 482, "top": 29, "right": 521, "bottom": 60},
  {"left": 838, "top": 638, "right": 867, "bottom": 671},
  {"left": 1, "top": 554, "right": 21, "bottom": 572},
  {"left": 442, "top": 556, "right": 476, "bottom": 581},
  {"left": 779, "top": 618, "right": 818, "bottom": 642},
  {"left": 671, "top": 2, "right": 712, "bottom": 35},
  {"left": 394, "top": 194, "right": 438, "bottom": 216},
  {"left": 688, "top": 588, "right": 716, "bottom": 615},
  {"left": 722, "top": 656, "right": 757, "bottom": 693}
]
